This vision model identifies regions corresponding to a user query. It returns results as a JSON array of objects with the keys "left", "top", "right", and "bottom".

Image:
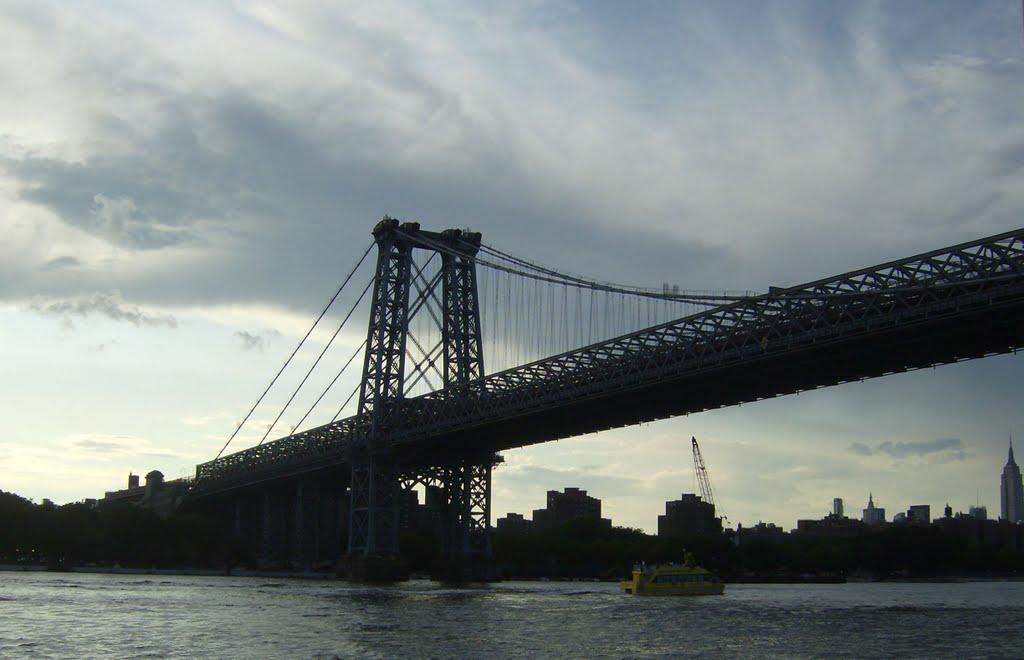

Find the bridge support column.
[
  {"left": 259, "top": 492, "right": 273, "bottom": 570},
  {"left": 347, "top": 452, "right": 407, "bottom": 580},
  {"left": 345, "top": 218, "right": 415, "bottom": 581},
  {"left": 431, "top": 458, "right": 500, "bottom": 582}
]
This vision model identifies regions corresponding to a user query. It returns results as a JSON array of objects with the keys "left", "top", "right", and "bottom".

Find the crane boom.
[{"left": 692, "top": 436, "right": 726, "bottom": 524}]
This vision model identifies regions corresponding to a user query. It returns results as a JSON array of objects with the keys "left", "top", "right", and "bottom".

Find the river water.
[{"left": 1, "top": 572, "right": 1022, "bottom": 658}]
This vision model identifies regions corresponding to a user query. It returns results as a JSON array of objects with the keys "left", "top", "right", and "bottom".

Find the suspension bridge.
[{"left": 188, "top": 219, "right": 1024, "bottom": 580}]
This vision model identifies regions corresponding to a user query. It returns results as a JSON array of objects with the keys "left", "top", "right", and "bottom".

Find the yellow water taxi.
[{"left": 620, "top": 556, "right": 724, "bottom": 596}]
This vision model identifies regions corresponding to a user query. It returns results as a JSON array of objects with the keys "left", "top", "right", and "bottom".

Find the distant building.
[
  {"left": 907, "top": 504, "right": 931, "bottom": 524},
  {"left": 103, "top": 472, "right": 147, "bottom": 504},
  {"left": 1000, "top": 439, "right": 1024, "bottom": 523},
  {"left": 833, "top": 498, "right": 844, "bottom": 518},
  {"left": 795, "top": 512, "right": 863, "bottom": 538},
  {"left": 102, "top": 470, "right": 190, "bottom": 517},
  {"left": 532, "top": 487, "right": 610, "bottom": 531},
  {"left": 969, "top": 505, "right": 988, "bottom": 521},
  {"left": 736, "top": 521, "right": 787, "bottom": 544},
  {"left": 862, "top": 493, "right": 886, "bottom": 526},
  {"left": 657, "top": 493, "right": 722, "bottom": 537},
  {"left": 936, "top": 513, "right": 1024, "bottom": 554},
  {"left": 496, "top": 512, "right": 534, "bottom": 536}
]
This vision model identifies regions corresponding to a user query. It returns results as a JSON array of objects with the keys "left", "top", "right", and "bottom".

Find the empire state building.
[{"left": 1001, "top": 439, "right": 1024, "bottom": 523}]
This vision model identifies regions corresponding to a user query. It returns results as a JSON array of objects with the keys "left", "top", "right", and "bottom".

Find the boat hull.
[{"left": 619, "top": 581, "right": 724, "bottom": 596}]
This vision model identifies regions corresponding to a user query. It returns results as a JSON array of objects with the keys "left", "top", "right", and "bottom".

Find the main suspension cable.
[
  {"left": 214, "top": 241, "right": 374, "bottom": 460},
  {"left": 293, "top": 338, "right": 367, "bottom": 432},
  {"left": 397, "top": 227, "right": 754, "bottom": 304},
  {"left": 258, "top": 277, "right": 374, "bottom": 445}
]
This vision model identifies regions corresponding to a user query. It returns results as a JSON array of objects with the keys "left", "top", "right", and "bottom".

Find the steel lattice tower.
[{"left": 349, "top": 218, "right": 496, "bottom": 576}]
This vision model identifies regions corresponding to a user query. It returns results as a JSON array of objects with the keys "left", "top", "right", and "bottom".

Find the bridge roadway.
[{"left": 193, "top": 228, "right": 1024, "bottom": 496}]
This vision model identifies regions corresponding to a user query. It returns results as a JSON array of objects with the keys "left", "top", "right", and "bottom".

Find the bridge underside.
[{"left": 409, "top": 295, "right": 1024, "bottom": 459}]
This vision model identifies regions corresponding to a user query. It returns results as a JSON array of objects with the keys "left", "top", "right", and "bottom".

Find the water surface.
[{"left": 2, "top": 572, "right": 1022, "bottom": 658}]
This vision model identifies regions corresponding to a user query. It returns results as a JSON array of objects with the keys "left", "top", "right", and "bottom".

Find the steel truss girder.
[
  {"left": 194, "top": 227, "right": 1024, "bottom": 494},
  {"left": 392, "top": 228, "right": 1024, "bottom": 444}
]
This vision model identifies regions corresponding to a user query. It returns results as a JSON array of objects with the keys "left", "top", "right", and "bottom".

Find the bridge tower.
[{"left": 348, "top": 217, "right": 496, "bottom": 580}]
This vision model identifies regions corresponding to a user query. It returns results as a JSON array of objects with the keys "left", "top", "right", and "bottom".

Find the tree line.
[
  {"left": 3, "top": 489, "right": 1021, "bottom": 578},
  {"left": 0, "top": 490, "right": 224, "bottom": 569}
]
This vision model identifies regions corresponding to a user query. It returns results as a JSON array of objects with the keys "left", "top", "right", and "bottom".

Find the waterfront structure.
[
  {"left": 862, "top": 493, "right": 886, "bottom": 526},
  {"left": 1001, "top": 439, "right": 1024, "bottom": 523},
  {"left": 532, "top": 488, "right": 610, "bottom": 531},
  {"left": 658, "top": 493, "right": 722, "bottom": 537}
]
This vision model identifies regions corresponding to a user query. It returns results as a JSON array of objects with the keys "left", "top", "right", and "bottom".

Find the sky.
[{"left": 3, "top": 1, "right": 1024, "bottom": 533}]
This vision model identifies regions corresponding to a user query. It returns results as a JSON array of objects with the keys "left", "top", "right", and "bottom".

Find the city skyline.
[
  {"left": 3, "top": 2, "right": 1023, "bottom": 532},
  {"left": 490, "top": 444, "right": 1017, "bottom": 533}
]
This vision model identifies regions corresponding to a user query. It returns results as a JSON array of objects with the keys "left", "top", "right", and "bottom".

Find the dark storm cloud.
[
  {"left": 4, "top": 81, "right": 734, "bottom": 313},
  {"left": 4, "top": 109, "right": 260, "bottom": 251},
  {"left": 847, "top": 437, "right": 969, "bottom": 461},
  {"left": 28, "top": 291, "right": 178, "bottom": 328}
]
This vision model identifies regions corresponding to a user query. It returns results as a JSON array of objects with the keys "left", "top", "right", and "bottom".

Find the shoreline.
[
  {"left": 0, "top": 564, "right": 337, "bottom": 579},
  {"left": 3, "top": 564, "right": 1023, "bottom": 583}
]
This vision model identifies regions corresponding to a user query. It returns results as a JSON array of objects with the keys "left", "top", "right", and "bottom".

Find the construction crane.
[{"left": 692, "top": 436, "right": 728, "bottom": 526}]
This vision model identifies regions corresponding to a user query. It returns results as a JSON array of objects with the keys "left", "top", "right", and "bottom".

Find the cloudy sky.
[{"left": 3, "top": 1, "right": 1023, "bottom": 532}]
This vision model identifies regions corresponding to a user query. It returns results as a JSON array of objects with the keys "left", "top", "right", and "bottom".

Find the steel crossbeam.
[{"left": 194, "top": 227, "right": 1024, "bottom": 494}]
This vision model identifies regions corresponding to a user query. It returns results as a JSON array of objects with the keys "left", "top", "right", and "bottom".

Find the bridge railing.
[{"left": 194, "top": 415, "right": 363, "bottom": 488}]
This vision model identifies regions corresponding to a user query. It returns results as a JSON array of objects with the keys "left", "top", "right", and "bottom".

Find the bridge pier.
[
  {"left": 258, "top": 490, "right": 290, "bottom": 569},
  {"left": 290, "top": 477, "right": 312, "bottom": 571},
  {"left": 429, "top": 459, "right": 500, "bottom": 582}
]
